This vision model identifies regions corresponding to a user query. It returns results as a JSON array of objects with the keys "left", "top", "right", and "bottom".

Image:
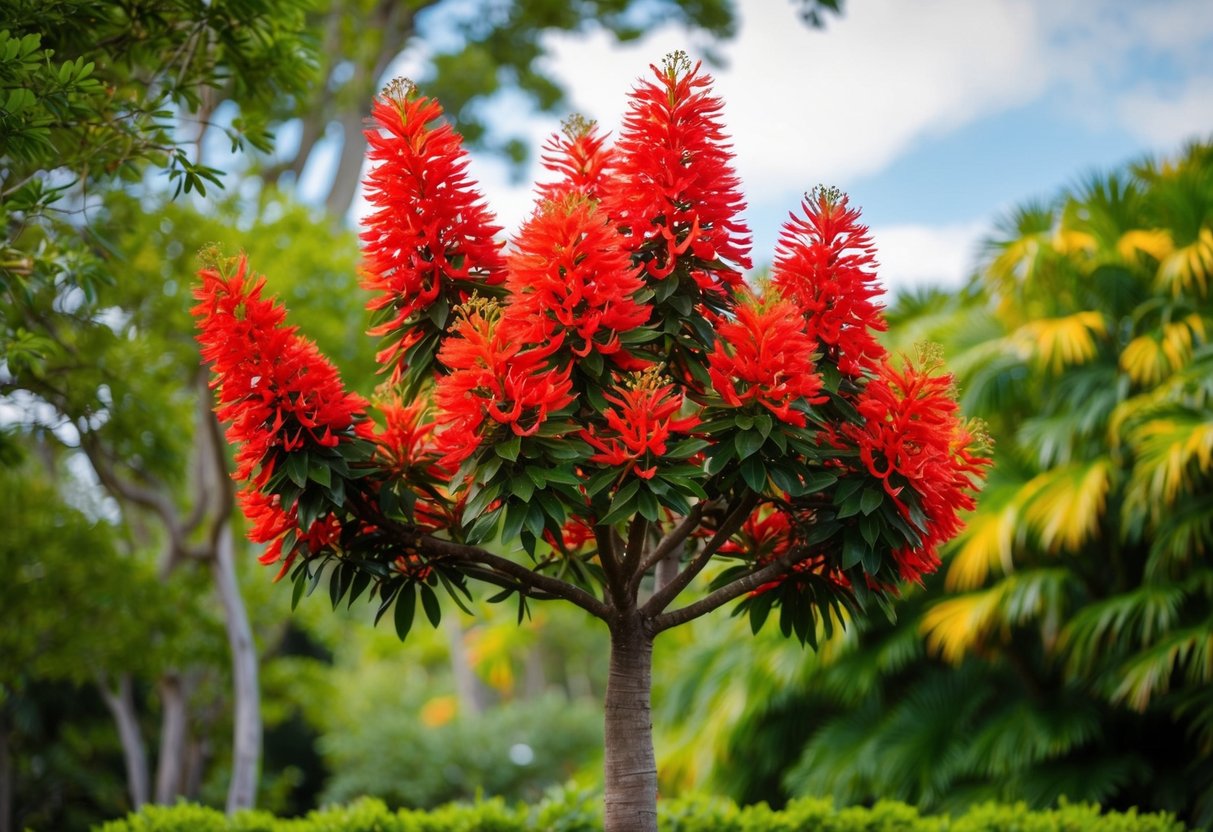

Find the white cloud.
[
  {"left": 541, "top": 0, "right": 1050, "bottom": 193},
  {"left": 1117, "top": 78, "right": 1213, "bottom": 147},
  {"left": 870, "top": 221, "right": 989, "bottom": 295}
]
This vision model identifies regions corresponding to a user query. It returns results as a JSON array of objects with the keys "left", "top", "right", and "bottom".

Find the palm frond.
[
  {"left": 1124, "top": 406, "right": 1213, "bottom": 511},
  {"left": 1156, "top": 221, "right": 1213, "bottom": 299},
  {"left": 1147, "top": 490, "right": 1213, "bottom": 579},
  {"left": 1012, "top": 311, "right": 1107, "bottom": 375},
  {"left": 1112, "top": 621, "right": 1213, "bottom": 710},
  {"left": 1021, "top": 457, "right": 1113, "bottom": 553},
  {"left": 1060, "top": 584, "right": 1187, "bottom": 677}
]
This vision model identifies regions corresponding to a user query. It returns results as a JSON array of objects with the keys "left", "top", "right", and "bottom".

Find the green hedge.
[{"left": 95, "top": 792, "right": 1188, "bottom": 832}]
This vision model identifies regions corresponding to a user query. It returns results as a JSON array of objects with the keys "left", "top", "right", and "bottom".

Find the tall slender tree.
[{"left": 193, "top": 55, "right": 987, "bottom": 832}]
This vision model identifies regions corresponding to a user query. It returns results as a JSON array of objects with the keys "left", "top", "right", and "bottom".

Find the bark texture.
[{"left": 603, "top": 615, "right": 657, "bottom": 832}]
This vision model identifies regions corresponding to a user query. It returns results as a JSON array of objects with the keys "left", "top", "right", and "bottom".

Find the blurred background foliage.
[
  {"left": 3, "top": 0, "right": 1212, "bottom": 830},
  {"left": 652, "top": 140, "right": 1213, "bottom": 827}
]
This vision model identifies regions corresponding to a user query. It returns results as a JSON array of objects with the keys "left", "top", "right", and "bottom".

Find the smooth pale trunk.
[
  {"left": 154, "top": 672, "right": 190, "bottom": 803},
  {"left": 603, "top": 614, "right": 658, "bottom": 832},
  {"left": 98, "top": 673, "right": 150, "bottom": 809},
  {"left": 211, "top": 521, "right": 261, "bottom": 813}
]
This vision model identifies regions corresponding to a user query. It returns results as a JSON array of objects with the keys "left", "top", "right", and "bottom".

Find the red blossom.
[
  {"left": 238, "top": 488, "right": 344, "bottom": 581},
  {"left": 373, "top": 396, "right": 458, "bottom": 532},
  {"left": 536, "top": 115, "right": 615, "bottom": 203},
  {"left": 433, "top": 299, "right": 575, "bottom": 467},
  {"left": 193, "top": 256, "right": 372, "bottom": 490},
  {"left": 506, "top": 195, "right": 650, "bottom": 362},
  {"left": 844, "top": 350, "right": 991, "bottom": 582},
  {"left": 772, "top": 187, "right": 887, "bottom": 377},
  {"left": 707, "top": 290, "right": 828, "bottom": 427},
  {"left": 601, "top": 52, "right": 751, "bottom": 292},
  {"left": 581, "top": 368, "right": 699, "bottom": 479},
  {"left": 360, "top": 80, "right": 506, "bottom": 384},
  {"left": 193, "top": 256, "right": 372, "bottom": 576}
]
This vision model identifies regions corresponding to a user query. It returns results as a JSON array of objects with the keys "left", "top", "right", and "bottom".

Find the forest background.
[{"left": 2, "top": 0, "right": 1212, "bottom": 830}]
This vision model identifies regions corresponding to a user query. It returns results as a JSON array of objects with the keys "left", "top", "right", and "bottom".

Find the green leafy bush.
[{"left": 96, "top": 793, "right": 1188, "bottom": 832}]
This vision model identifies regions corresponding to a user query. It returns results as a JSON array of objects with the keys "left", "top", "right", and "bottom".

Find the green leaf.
[
  {"left": 285, "top": 452, "right": 309, "bottom": 488},
  {"left": 637, "top": 486, "right": 661, "bottom": 522},
  {"left": 419, "top": 583, "right": 442, "bottom": 628},
  {"left": 347, "top": 570, "right": 372, "bottom": 609},
  {"left": 735, "top": 429, "right": 765, "bottom": 460},
  {"left": 290, "top": 565, "right": 308, "bottom": 611},
  {"left": 394, "top": 584, "right": 417, "bottom": 641},
  {"left": 496, "top": 434, "right": 521, "bottom": 461},
  {"left": 502, "top": 500, "right": 528, "bottom": 543},
  {"left": 740, "top": 455, "right": 767, "bottom": 492},
  {"left": 308, "top": 461, "right": 331, "bottom": 488},
  {"left": 860, "top": 488, "right": 884, "bottom": 516},
  {"left": 510, "top": 474, "right": 535, "bottom": 502},
  {"left": 841, "top": 534, "right": 865, "bottom": 570}
]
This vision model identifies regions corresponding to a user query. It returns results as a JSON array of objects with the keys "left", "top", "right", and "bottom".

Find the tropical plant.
[
  {"left": 667, "top": 140, "right": 1213, "bottom": 826},
  {"left": 191, "top": 54, "right": 988, "bottom": 832}
]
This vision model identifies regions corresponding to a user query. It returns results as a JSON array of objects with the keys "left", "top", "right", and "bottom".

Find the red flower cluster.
[
  {"left": 772, "top": 188, "right": 887, "bottom": 377},
  {"left": 373, "top": 396, "right": 457, "bottom": 532},
  {"left": 602, "top": 52, "right": 751, "bottom": 291},
  {"left": 845, "top": 350, "right": 990, "bottom": 581},
  {"left": 193, "top": 257, "right": 373, "bottom": 577},
  {"left": 193, "top": 257, "right": 373, "bottom": 489},
  {"left": 239, "top": 490, "right": 344, "bottom": 580},
  {"left": 361, "top": 80, "right": 506, "bottom": 384},
  {"left": 433, "top": 299, "right": 575, "bottom": 467},
  {"left": 581, "top": 368, "right": 699, "bottom": 479},
  {"left": 707, "top": 290, "right": 828, "bottom": 427},
  {"left": 506, "top": 195, "right": 650, "bottom": 362},
  {"left": 719, "top": 508, "right": 847, "bottom": 597},
  {"left": 535, "top": 115, "right": 615, "bottom": 204}
]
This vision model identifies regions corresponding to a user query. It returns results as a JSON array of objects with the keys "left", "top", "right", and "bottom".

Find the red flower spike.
[
  {"left": 707, "top": 289, "right": 828, "bottom": 427},
  {"left": 433, "top": 298, "right": 576, "bottom": 467},
  {"left": 844, "top": 347, "right": 991, "bottom": 583},
  {"left": 602, "top": 52, "right": 751, "bottom": 292},
  {"left": 360, "top": 79, "right": 506, "bottom": 384},
  {"left": 193, "top": 257, "right": 373, "bottom": 577},
  {"left": 772, "top": 187, "right": 887, "bottom": 377},
  {"left": 507, "top": 195, "right": 650, "bottom": 362},
  {"left": 193, "top": 256, "right": 373, "bottom": 490},
  {"left": 580, "top": 367, "right": 700, "bottom": 480},
  {"left": 536, "top": 115, "right": 616, "bottom": 203}
]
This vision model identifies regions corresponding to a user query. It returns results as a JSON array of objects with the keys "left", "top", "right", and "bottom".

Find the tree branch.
[
  {"left": 415, "top": 533, "right": 612, "bottom": 620},
  {"left": 627, "top": 500, "right": 714, "bottom": 597},
  {"left": 641, "top": 491, "right": 759, "bottom": 617},
  {"left": 594, "top": 524, "right": 628, "bottom": 610},
  {"left": 650, "top": 548, "right": 804, "bottom": 634}
]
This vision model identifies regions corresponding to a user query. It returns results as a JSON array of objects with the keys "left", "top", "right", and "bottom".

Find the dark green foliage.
[{"left": 96, "top": 794, "right": 1190, "bottom": 832}]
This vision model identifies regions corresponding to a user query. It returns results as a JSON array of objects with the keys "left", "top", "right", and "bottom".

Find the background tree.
[
  {"left": 653, "top": 139, "right": 1213, "bottom": 828},
  {"left": 193, "top": 56, "right": 987, "bottom": 832}
]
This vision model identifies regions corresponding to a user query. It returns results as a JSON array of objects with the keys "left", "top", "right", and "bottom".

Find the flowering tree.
[{"left": 193, "top": 53, "right": 988, "bottom": 831}]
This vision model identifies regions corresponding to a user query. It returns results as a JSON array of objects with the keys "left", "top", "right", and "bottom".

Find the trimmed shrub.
[{"left": 95, "top": 793, "right": 1188, "bottom": 832}]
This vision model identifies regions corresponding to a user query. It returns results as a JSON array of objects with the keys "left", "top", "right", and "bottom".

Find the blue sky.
[{"left": 408, "top": 0, "right": 1213, "bottom": 296}]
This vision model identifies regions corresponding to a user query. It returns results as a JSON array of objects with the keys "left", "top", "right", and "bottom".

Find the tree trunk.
[
  {"left": 153, "top": 672, "right": 190, "bottom": 802},
  {"left": 0, "top": 723, "right": 12, "bottom": 832},
  {"left": 210, "top": 521, "right": 262, "bottom": 813},
  {"left": 323, "top": 112, "right": 368, "bottom": 219},
  {"left": 603, "top": 615, "right": 657, "bottom": 832},
  {"left": 98, "top": 673, "right": 150, "bottom": 809}
]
